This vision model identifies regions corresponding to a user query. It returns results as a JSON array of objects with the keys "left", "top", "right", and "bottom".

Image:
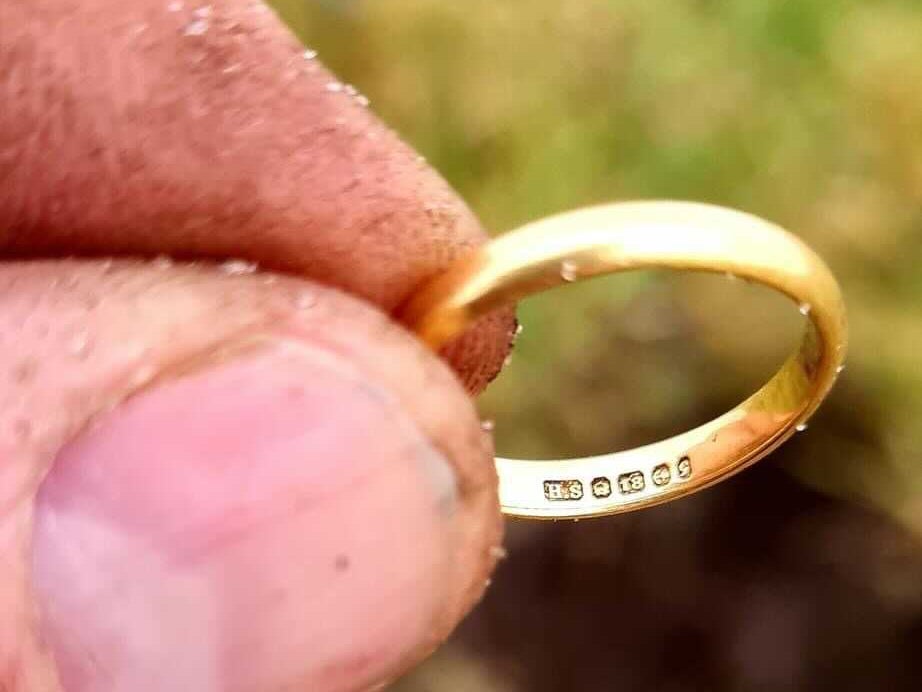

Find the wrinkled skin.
[{"left": 0, "top": 1, "right": 513, "bottom": 690}]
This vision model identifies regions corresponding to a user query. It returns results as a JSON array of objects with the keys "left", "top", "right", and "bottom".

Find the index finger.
[{"left": 0, "top": 0, "right": 513, "bottom": 392}]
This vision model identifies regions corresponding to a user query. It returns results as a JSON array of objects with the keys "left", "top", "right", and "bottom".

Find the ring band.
[{"left": 401, "top": 201, "right": 847, "bottom": 519}]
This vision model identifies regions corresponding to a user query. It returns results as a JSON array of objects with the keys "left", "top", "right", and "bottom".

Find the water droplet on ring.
[
  {"left": 560, "top": 260, "right": 578, "bottom": 282},
  {"left": 798, "top": 302, "right": 812, "bottom": 316}
]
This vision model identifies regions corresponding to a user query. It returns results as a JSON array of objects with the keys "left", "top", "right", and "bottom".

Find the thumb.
[
  {"left": 2, "top": 261, "right": 501, "bottom": 691},
  {"left": 35, "top": 339, "right": 457, "bottom": 692}
]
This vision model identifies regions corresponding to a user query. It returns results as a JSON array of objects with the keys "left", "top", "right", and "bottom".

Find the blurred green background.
[{"left": 274, "top": 2, "right": 922, "bottom": 690}]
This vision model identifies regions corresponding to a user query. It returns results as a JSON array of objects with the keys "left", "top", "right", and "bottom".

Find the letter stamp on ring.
[{"left": 543, "top": 480, "right": 583, "bottom": 501}]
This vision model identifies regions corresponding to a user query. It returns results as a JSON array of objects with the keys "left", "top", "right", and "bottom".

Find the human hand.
[{"left": 0, "top": 1, "right": 512, "bottom": 690}]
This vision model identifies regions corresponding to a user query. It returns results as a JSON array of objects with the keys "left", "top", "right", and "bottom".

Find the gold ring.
[{"left": 401, "top": 201, "right": 847, "bottom": 519}]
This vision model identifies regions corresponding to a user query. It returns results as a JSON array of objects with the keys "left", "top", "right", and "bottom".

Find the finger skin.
[
  {"left": 0, "top": 261, "right": 503, "bottom": 690},
  {"left": 0, "top": 0, "right": 513, "bottom": 393}
]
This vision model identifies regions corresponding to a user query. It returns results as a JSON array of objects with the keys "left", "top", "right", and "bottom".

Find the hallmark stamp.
[
  {"left": 677, "top": 456, "right": 692, "bottom": 479},
  {"left": 544, "top": 479, "right": 584, "bottom": 501},
  {"left": 617, "top": 471, "right": 646, "bottom": 494},
  {"left": 651, "top": 463, "right": 672, "bottom": 487},
  {"left": 591, "top": 477, "right": 612, "bottom": 498}
]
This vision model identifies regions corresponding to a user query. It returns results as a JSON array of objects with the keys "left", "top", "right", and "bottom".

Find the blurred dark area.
[{"left": 273, "top": 1, "right": 922, "bottom": 690}]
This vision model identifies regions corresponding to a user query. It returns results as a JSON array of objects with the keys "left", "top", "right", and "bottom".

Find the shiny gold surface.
[{"left": 402, "top": 201, "right": 847, "bottom": 519}]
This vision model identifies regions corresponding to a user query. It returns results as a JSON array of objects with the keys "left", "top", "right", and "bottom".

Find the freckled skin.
[{"left": 0, "top": 0, "right": 513, "bottom": 393}]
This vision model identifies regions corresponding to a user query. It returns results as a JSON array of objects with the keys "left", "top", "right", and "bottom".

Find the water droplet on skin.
[
  {"left": 799, "top": 302, "right": 812, "bottom": 316},
  {"left": 219, "top": 259, "right": 259, "bottom": 275},
  {"left": 193, "top": 4, "right": 211, "bottom": 17},
  {"left": 836, "top": 364, "right": 846, "bottom": 374},
  {"left": 344, "top": 84, "right": 358, "bottom": 96},
  {"left": 69, "top": 332, "right": 91, "bottom": 358},
  {"left": 325, "top": 82, "right": 343, "bottom": 93},
  {"left": 131, "top": 365, "right": 157, "bottom": 387},
  {"left": 295, "top": 291, "right": 317, "bottom": 310},
  {"left": 484, "top": 578, "right": 493, "bottom": 588},
  {"left": 355, "top": 94, "right": 370, "bottom": 107},
  {"left": 795, "top": 423, "right": 808, "bottom": 432},
  {"left": 295, "top": 291, "right": 317, "bottom": 309},
  {"left": 303, "top": 49, "right": 317, "bottom": 60},
  {"left": 262, "top": 275, "right": 278, "bottom": 285},
  {"left": 489, "top": 545, "right": 508, "bottom": 560},
  {"left": 152, "top": 255, "right": 174, "bottom": 270},
  {"left": 503, "top": 354, "right": 513, "bottom": 367},
  {"left": 560, "top": 260, "right": 578, "bottom": 282},
  {"left": 416, "top": 155, "right": 426, "bottom": 163},
  {"left": 167, "top": 1, "right": 183, "bottom": 11},
  {"left": 515, "top": 324, "right": 524, "bottom": 337},
  {"left": 480, "top": 419, "right": 495, "bottom": 432},
  {"left": 184, "top": 18, "right": 208, "bottom": 36}
]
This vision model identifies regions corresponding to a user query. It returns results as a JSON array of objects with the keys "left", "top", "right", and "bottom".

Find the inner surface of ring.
[
  {"left": 402, "top": 202, "right": 847, "bottom": 518},
  {"left": 495, "top": 322, "right": 818, "bottom": 517}
]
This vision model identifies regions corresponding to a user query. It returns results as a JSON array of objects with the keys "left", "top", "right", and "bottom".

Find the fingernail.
[{"left": 33, "top": 338, "right": 458, "bottom": 692}]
